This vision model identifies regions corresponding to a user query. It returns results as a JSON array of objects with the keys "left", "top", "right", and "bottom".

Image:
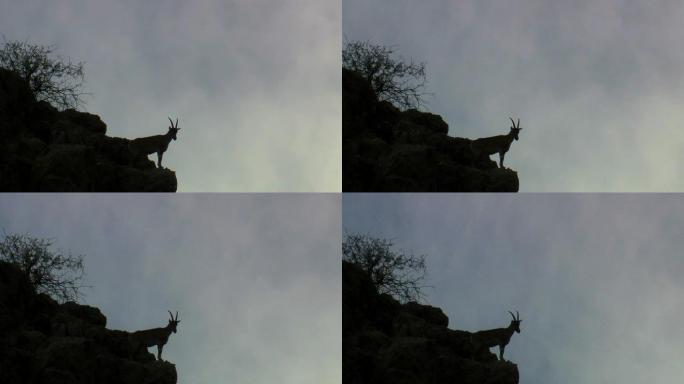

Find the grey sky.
[
  {"left": 343, "top": 0, "right": 684, "bottom": 191},
  {"left": 343, "top": 193, "right": 684, "bottom": 383},
  {"left": 0, "top": 194, "right": 341, "bottom": 384},
  {"left": 1, "top": 0, "right": 340, "bottom": 192}
]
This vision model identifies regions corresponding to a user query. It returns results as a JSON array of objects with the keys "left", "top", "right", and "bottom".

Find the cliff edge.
[
  {"left": 343, "top": 69, "right": 519, "bottom": 192},
  {"left": 343, "top": 261, "right": 519, "bottom": 384},
  {"left": 0, "top": 69, "right": 177, "bottom": 191},
  {"left": 0, "top": 261, "right": 177, "bottom": 384}
]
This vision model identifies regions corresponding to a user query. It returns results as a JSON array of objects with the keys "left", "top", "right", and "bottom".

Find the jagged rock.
[
  {"left": 0, "top": 261, "right": 177, "bottom": 384},
  {"left": 343, "top": 261, "right": 519, "bottom": 384},
  {"left": 0, "top": 69, "right": 177, "bottom": 191},
  {"left": 343, "top": 68, "right": 519, "bottom": 192}
]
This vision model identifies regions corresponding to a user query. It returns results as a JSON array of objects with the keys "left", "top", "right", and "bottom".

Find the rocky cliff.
[
  {"left": 343, "top": 261, "right": 519, "bottom": 384},
  {"left": 343, "top": 68, "right": 519, "bottom": 192},
  {"left": 0, "top": 69, "right": 176, "bottom": 191},
  {"left": 0, "top": 261, "right": 177, "bottom": 384}
]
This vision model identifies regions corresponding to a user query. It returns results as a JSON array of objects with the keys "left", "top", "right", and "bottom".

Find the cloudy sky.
[
  {"left": 343, "top": 0, "right": 684, "bottom": 191},
  {"left": 1, "top": 0, "right": 340, "bottom": 192},
  {"left": 343, "top": 193, "right": 684, "bottom": 383},
  {"left": 0, "top": 194, "right": 340, "bottom": 384}
]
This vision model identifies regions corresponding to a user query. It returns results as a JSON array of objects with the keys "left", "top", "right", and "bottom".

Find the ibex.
[
  {"left": 470, "top": 118, "right": 522, "bottom": 168},
  {"left": 130, "top": 311, "right": 180, "bottom": 361},
  {"left": 128, "top": 117, "right": 181, "bottom": 168},
  {"left": 471, "top": 311, "right": 521, "bottom": 361}
]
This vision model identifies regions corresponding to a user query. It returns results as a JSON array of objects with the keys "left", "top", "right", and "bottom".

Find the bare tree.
[
  {"left": 0, "top": 233, "right": 86, "bottom": 302},
  {"left": 343, "top": 39, "right": 428, "bottom": 110},
  {"left": 0, "top": 38, "right": 87, "bottom": 110},
  {"left": 343, "top": 232, "right": 427, "bottom": 302}
]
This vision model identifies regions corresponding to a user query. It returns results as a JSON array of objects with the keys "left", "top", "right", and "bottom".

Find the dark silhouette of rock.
[
  {"left": 0, "top": 69, "right": 177, "bottom": 191},
  {"left": 0, "top": 261, "right": 177, "bottom": 384},
  {"left": 343, "top": 68, "right": 519, "bottom": 192},
  {"left": 343, "top": 261, "right": 519, "bottom": 384}
]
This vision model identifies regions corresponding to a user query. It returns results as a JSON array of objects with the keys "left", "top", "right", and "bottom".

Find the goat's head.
[
  {"left": 167, "top": 117, "right": 181, "bottom": 140},
  {"left": 168, "top": 310, "right": 181, "bottom": 333},
  {"left": 509, "top": 117, "right": 522, "bottom": 140},
  {"left": 508, "top": 310, "right": 521, "bottom": 333}
]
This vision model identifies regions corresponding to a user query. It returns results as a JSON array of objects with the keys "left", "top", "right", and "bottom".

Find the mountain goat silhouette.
[
  {"left": 129, "top": 311, "right": 180, "bottom": 361},
  {"left": 470, "top": 311, "right": 521, "bottom": 361},
  {"left": 470, "top": 118, "right": 522, "bottom": 168},
  {"left": 128, "top": 117, "right": 181, "bottom": 168}
]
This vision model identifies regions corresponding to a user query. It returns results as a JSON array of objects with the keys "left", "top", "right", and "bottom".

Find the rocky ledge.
[
  {"left": 0, "top": 69, "right": 176, "bottom": 191},
  {"left": 343, "top": 68, "right": 519, "bottom": 192},
  {"left": 0, "top": 261, "right": 177, "bottom": 384},
  {"left": 343, "top": 261, "right": 519, "bottom": 384}
]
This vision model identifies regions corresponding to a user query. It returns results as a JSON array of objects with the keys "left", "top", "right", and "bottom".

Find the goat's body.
[
  {"left": 470, "top": 134, "right": 516, "bottom": 168},
  {"left": 130, "top": 325, "right": 173, "bottom": 360},
  {"left": 131, "top": 326, "right": 172, "bottom": 347},
  {"left": 129, "top": 135, "right": 172, "bottom": 156},
  {"left": 471, "top": 323, "right": 518, "bottom": 361},
  {"left": 471, "top": 135, "right": 514, "bottom": 156},
  {"left": 129, "top": 311, "right": 179, "bottom": 361},
  {"left": 470, "top": 119, "right": 521, "bottom": 168},
  {"left": 128, "top": 133, "right": 174, "bottom": 168},
  {"left": 473, "top": 327, "right": 515, "bottom": 348}
]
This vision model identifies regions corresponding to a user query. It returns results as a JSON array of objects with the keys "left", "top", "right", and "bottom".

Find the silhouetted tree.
[
  {"left": 342, "top": 232, "right": 427, "bottom": 302},
  {"left": 0, "top": 38, "right": 87, "bottom": 110},
  {"left": 343, "top": 39, "right": 428, "bottom": 110},
  {"left": 0, "top": 233, "right": 86, "bottom": 302}
]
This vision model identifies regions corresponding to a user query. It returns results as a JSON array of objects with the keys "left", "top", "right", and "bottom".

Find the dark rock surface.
[
  {"left": 343, "top": 68, "right": 519, "bottom": 192},
  {"left": 0, "top": 69, "right": 177, "bottom": 191},
  {"left": 343, "top": 261, "right": 519, "bottom": 384},
  {"left": 0, "top": 261, "right": 177, "bottom": 384}
]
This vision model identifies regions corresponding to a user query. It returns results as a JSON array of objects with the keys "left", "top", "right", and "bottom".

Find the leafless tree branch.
[
  {"left": 343, "top": 232, "right": 427, "bottom": 303},
  {"left": 0, "top": 38, "right": 88, "bottom": 110},
  {"left": 343, "top": 39, "right": 430, "bottom": 110},
  {"left": 0, "top": 232, "right": 87, "bottom": 302}
]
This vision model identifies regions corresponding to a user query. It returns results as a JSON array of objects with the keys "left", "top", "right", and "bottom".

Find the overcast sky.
[
  {"left": 343, "top": 0, "right": 684, "bottom": 191},
  {"left": 1, "top": 0, "right": 340, "bottom": 192},
  {"left": 343, "top": 193, "right": 684, "bottom": 384},
  {"left": 0, "top": 194, "right": 341, "bottom": 384}
]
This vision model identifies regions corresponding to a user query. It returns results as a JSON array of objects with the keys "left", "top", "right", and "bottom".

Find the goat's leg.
[
  {"left": 499, "top": 152, "right": 505, "bottom": 168},
  {"left": 157, "top": 345, "right": 164, "bottom": 361},
  {"left": 499, "top": 344, "right": 506, "bottom": 361},
  {"left": 157, "top": 152, "right": 163, "bottom": 168}
]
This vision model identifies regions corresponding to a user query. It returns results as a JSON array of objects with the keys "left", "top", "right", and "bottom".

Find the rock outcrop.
[
  {"left": 343, "top": 261, "right": 519, "bottom": 384},
  {"left": 0, "top": 261, "right": 177, "bottom": 384},
  {"left": 343, "top": 69, "right": 519, "bottom": 192},
  {"left": 0, "top": 69, "right": 177, "bottom": 191}
]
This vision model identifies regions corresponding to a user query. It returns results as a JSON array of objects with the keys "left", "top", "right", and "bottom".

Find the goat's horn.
[
  {"left": 175, "top": 118, "right": 179, "bottom": 128},
  {"left": 168, "top": 310, "right": 174, "bottom": 319},
  {"left": 508, "top": 311, "right": 516, "bottom": 320},
  {"left": 517, "top": 118, "right": 520, "bottom": 128},
  {"left": 516, "top": 311, "right": 520, "bottom": 320},
  {"left": 168, "top": 117, "right": 174, "bottom": 127},
  {"left": 509, "top": 117, "right": 516, "bottom": 128},
  {"left": 175, "top": 311, "right": 179, "bottom": 320}
]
